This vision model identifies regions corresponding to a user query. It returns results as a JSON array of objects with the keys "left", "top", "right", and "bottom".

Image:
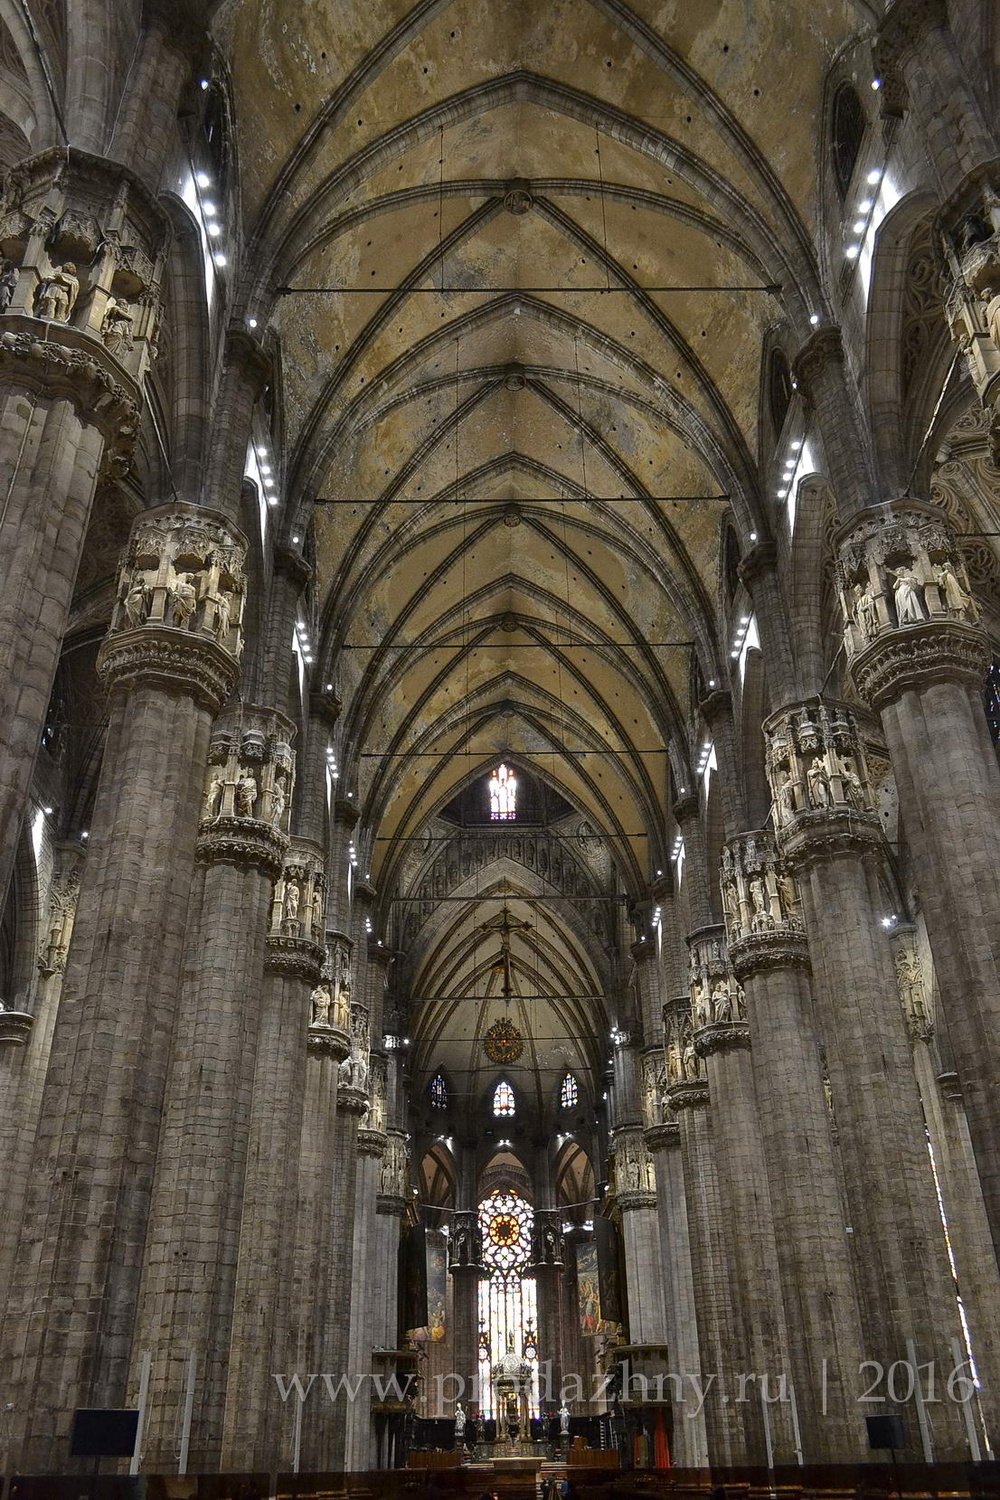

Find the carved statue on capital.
[
  {"left": 687, "top": 926, "right": 747, "bottom": 1054},
  {"left": 721, "top": 831, "right": 808, "bottom": 977},
  {"left": 663, "top": 998, "right": 704, "bottom": 1089},
  {"left": 764, "top": 699, "right": 882, "bottom": 862},
  {"left": 835, "top": 500, "right": 988, "bottom": 709},
  {"left": 940, "top": 180, "right": 1000, "bottom": 460},
  {"left": 270, "top": 842, "right": 327, "bottom": 946},
  {"left": 37, "top": 843, "right": 85, "bottom": 978},
  {"left": 891, "top": 926, "right": 935, "bottom": 1042},
  {"left": 610, "top": 1128, "right": 656, "bottom": 1203}
]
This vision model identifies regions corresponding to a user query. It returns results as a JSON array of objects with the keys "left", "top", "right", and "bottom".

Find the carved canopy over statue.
[
  {"left": 764, "top": 700, "right": 878, "bottom": 835},
  {"left": 687, "top": 926, "right": 746, "bottom": 1040},
  {"left": 111, "top": 508, "right": 247, "bottom": 659},
  {"left": 836, "top": 501, "right": 980, "bottom": 666}
]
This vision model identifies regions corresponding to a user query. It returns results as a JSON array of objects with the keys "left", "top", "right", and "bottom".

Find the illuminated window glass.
[
  {"left": 985, "top": 660, "right": 1000, "bottom": 746},
  {"left": 493, "top": 1080, "right": 515, "bottom": 1117},
  {"left": 489, "top": 764, "right": 517, "bottom": 821},
  {"left": 477, "top": 1190, "right": 539, "bottom": 1419},
  {"left": 560, "top": 1073, "right": 578, "bottom": 1109},
  {"left": 430, "top": 1072, "right": 448, "bottom": 1109}
]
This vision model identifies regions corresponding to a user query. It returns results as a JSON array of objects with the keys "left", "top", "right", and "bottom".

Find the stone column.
[
  {"left": 609, "top": 1127, "right": 666, "bottom": 1346},
  {"left": 222, "top": 841, "right": 327, "bottom": 1472},
  {"left": 449, "top": 1210, "right": 486, "bottom": 1408},
  {"left": 0, "top": 150, "right": 168, "bottom": 910},
  {"left": 288, "top": 983, "right": 351, "bottom": 1473},
  {"left": 370, "top": 1132, "right": 411, "bottom": 1454},
  {"left": 318, "top": 1078, "right": 368, "bottom": 1472},
  {"left": 134, "top": 702, "right": 293, "bottom": 1472},
  {"left": 663, "top": 998, "right": 743, "bottom": 1465},
  {"left": 0, "top": 842, "right": 84, "bottom": 1307},
  {"left": 722, "top": 830, "right": 868, "bottom": 1461},
  {"left": 688, "top": 926, "right": 797, "bottom": 1464},
  {"left": 765, "top": 698, "right": 969, "bottom": 1458},
  {"left": 644, "top": 1117, "right": 707, "bottom": 1466},
  {"left": 889, "top": 922, "right": 1000, "bottom": 1446},
  {"left": 837, "top": 501, "right": 1000, "bottom": 1268},
  {"left": 528, "top": 1210, "right": 565, "bottom": 1410},
  {"left": 1, "top": 503, "right": 244, "bottom": 1471},
  {"left": 345, "top": 1126, "right": 388, "bottom": 1471}
]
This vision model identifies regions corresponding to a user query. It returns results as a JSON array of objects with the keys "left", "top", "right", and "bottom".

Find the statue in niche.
[
  {"left": 838, "top": 757, "right": 865, "bottom": 809},
  {"left": 311, "top": 884, "right": 323, "bottom": 932},
  {"left": 283, "top": 881, "right": 300, "bottom": 929},
  {"left": 711, "top": 980, "right": 733, "bottom": 1023},
  {"left": 806, "top": 756, "right": 832, "bottom": 809},
  {"left": 235, "top": 770, "right": 257, "bottom": 818},
  {"left": 169, "top": 572, "right": 198, "bottom": 629},
  {"left": 667, "top": 1040, "right": 682, "bottom": 1081},
  {"left": 101, "top": 297, "right": 133, "bottom": 355},
  {"left": 681, "top": 1027, "right": 698, "bottom": 1080},
  {"left": 210, "top": 588, "right": 232, "bottom": 643},
  {"left": 748, "top": 876, "right": 769, "bottom": 929},
  {"left": 270, "top": 778, "right": 286, "bottom": 827},
  {"left": 935, "top": 558, "right": 977, "bottom": 620},
  {"left": 776, "top": 869, "right": 797, "bottom": 917},
  {"left": 889, "top": 564, "right": 924, "bottom": 624},
  {"left": 123, "top": 577, "right": 149, "bottom": 627},
  {"left": 691, "top": 979, "right": 709, "bottom": 1028},
  {"left": 895, "top": 950, "right": 930, "bottom": 1031},
  {"left": 339, "top": 1053, "right": 353, "bottom": 1087},
  {"left": 852, "top": 581, "right": 878, "bottom": 641},
  {"left": 310, "top": 983, "right": 332, "bottom": 1026},
  {"left": 775, "top": 766, "right": 795, "bottom": 825},
  {"left": 203, "top": 773, "right": 224, "bottom": 821},
  {"left": 0, "top": 260, "right": 17, "bottom": 312},
  {"left": 35, "top": 261, "right": 79, "bottom": 322},
  {"left": 722, "top": 879, "right": 739, "bottom": 930}
]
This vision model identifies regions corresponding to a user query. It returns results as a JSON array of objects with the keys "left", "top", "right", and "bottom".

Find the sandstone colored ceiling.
[{"left": 213, "top": 0, "right": 868, "bottom": 1091}]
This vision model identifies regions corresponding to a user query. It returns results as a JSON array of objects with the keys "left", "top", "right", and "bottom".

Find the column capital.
[
  {"left": 763, "top": 699, "right": 883, "bottom": 866},
  {"left": 672, "top": 790, "right": 699, "bottom": 823},
  {"left": 97, "top": 503, "right": 248, "bottom": 710},
  {"left": 0, "top": 1007, "right": 33, "bottom": 1046},
  {"left": 662, "top": 994, "right": 706, "bottom": 1090},
  {"left": 721, "top": 830, "right": 810, "bottom": 978},
  {"left": 698, "top": 685, "right": 732, "bottom": 726},
  {"left": 358, "top": 1127, "right": 388, "bottom": 1159},
  {"left": 268, "top": 838, "right": 327, "bottom": 944},
  {"left": 306, "top": 1014, "right": 351, "bottom": 1058},
  {"left": 309, "top": 685, "right": 342, "bottom": 726},
  {"left": 737, "top": 539, "right": 778, "bottom": 591},
  {"left": 643, "top": 1121, "right": 680, "bottom": 1153},
  {"left": 877, "top": 0, "right": 949, "bottom": 71},
  {"left": 687, "top": 925, "right": 747, "bottom": 1049},
  {"left": 791, "top": 325, "right": 846, "bottom": 402},
  {"left": 835, "top": 500, "right": 990, "bottom": 709},
  {"left": 266, "top": 935, "right": 326, "bottom": 985},
  {"left": 337, "top": 1084, "right": 370, "bottom": 1116},
  {"left": 664, "top": 1079, "right": 710, "bottom": 1111},
  {"left": 273, "top": 543, "right": 313, "bottom": 589},
  {"left": 609, "top": 1126, "right": 657, "bottom": 1209}
]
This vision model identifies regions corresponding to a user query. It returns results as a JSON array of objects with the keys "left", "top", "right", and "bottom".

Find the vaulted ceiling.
[{"left": 213, "top": 0, "right": 873, "bottom": 1103}]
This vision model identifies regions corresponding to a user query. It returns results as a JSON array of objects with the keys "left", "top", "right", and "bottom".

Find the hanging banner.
[
  {"left": 576, "top": 1240, "right": 600, "bottom": 1335},
  {"left": 426, "top": 1232, "right": 447, "bottom": 1342},
  {"left": 595, "top": 1214, "right": 623, "bottom": 1330},
  {"left": 402, "top": 1223, "right": 429, "bottom": 1341}
]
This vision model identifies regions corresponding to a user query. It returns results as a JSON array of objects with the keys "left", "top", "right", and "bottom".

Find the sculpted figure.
[
  {"left": 749, "top": 877, "right": 769, "bottom": 927},
  {"left": 935, "top": 559, "right": 977, "bottom": 620},
  {"left": 311, "top": 884, "right": 323, "bottom": 931},
  {"left": 559, "top": 1404, "right": 571, "bottom": 1436},
  {"left": 123, "top": 577, "right": 148, "bottom": 627},
  {"left": 681, "top": 1032, "right": 698, "bottom": 1080},
  {"left": 203, "top": 773, "right": 224, "bottom": 821},
  {"left": 283, "top": 882, "right": 300, "bottom": 926},
  {"left": 0, "top": 260, "right": 17, "bottom": 312},
  {"left": 839, "top": 757, "right": 865, "bottom": 809},
  {"left": 712, "top": 980, "right": 733, "bottom": 1023},
  {"left": 101, "top": 298, "right": 133, "bottom": 355},
  {"left": 310, "top": 983, "right": 331, "bottom": 1026},
  {"left": 169, "top": 573, "right": 198, "bottom": 629},
  {"left": 212, "top": 589, "right": 232, "bottom": 643},
  {"left": 776, "top": 870, "right": 797, "bottom": 917},
  {"left": 806, "top": 756, "right": 832, "bottom": 809},
  {"left": 853, "top": 582, "right": 878, "bottom": 640},
  {"left": 235, "top": 771, "right": 257, "bottom": 818},
  {"left": 270, "top": 778, "right": 286, "bottom": 826},
  {"left": 775, "top": 766, "right": 795, "bottom": 825},
  {"left": 890, "top": 564, "right": 924, "bottom": 625},
  {"left": 35, "top": 261, "right": 79, "bottom": 322}
]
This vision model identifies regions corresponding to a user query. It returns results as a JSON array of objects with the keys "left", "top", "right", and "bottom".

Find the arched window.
[
  {"left": 477, "top": 1189, "right": 539, "bottom": 1418},
  {"left": 560, "top": 1073, "right": 579, "bottom": 1109},
  {"left": 767, "top": 348, "right": 793, "bottom": 437},
  {"left": 488, "top": 764, "right": 517, "bottom": 821},
  {"left": 493, "top": 1079, "right": 516, "bottom": 1117},
  {"left": 430, "top": 1072, "right": 448, "bottom": 1109},
  {"left": 832, "top": 83, "right": 865, "bottom": 197}
]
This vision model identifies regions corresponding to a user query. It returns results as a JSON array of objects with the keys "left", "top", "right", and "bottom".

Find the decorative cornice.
[
  {"left": 0, "top": 317, "right": 140, "bottom": 447},
  {"left": 358, "top": 1127, "right": 388, "bottom": 1159},
  {"left": 729, "top": 929, "right": 810, "bottom": 977},
  {"left": 197, "top": 815, "right": 288, "bottom": 876},
  {"left": 223, "top": 323, "right": 272, "bottom": 396},
  {"left": 665, "top": 1080, "right": 710, "bottom": 1111},
  {"left": 96, "top": 626, "right": 239, "bottom": 711},
  {"left": 850, "top": 620, "right": 990, "bottom": 709},
  {"left": 309, "top": 686, "right": 342, "bottom": 726},
  {"left": 616, "top": 1190, "right": 657, "bottom": 1211},
  {"left": 333, "top": 797, "right": 361, "bottom": 828},
  {"left": 267, "top": 934, "right": 326, "bottom": 984},
  {"left": 274, "top": 544, "right": 313, "bottom": 589},
  {"left": 644, "top": 1121, "right": 680, "bottom": 1152},
  {"left": 937, "top": 1070, "right": 963, "bottom": 1101},
  {"left": 307, "top": 1024, "right": 350, "bottom": 1059},
  {"left": 694, "top": 1020, "right": 750, "bottom": 1057},
  {"left": 337, "top": 1083, "right": 370, "bottom": 1115},
  {"left": 776, "top": 811, "right": 881, "bottom": 868},
  {"left": 738, "top": 540, "right": 778, "bottom": 590},
  {"left": 698, "top": 687, "right": 732, "bottom": 725},
  {"left": 672, "top": 791, "right": 699, "bottom": 823},
  {"left": 376, "top": 1195, "right": 408, "bottom": 1216},
  {"left": 0, "top": 1009, "right": 33, "bottom": 1045}
]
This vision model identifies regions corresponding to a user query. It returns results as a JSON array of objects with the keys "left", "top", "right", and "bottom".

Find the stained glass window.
[
  {"left": 493, "top": 1079, "right": 515, "bottom": 1117},
  {"left": 477, "top": 1190, "right": 539, "bottom": 1419},
  {"left": 560, "top": 1073, "right": 578, "bottom": 1109},
  {"left": 430, "top": 1072, "right": 448, "bottom": 1109},
  {"left": 488, "top": 764, "right": 517, "bottom": 821}
]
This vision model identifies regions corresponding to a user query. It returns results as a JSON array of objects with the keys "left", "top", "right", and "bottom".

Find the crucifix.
[{"left": 479, "top": 905, "right": 532, "bottom": 999}]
